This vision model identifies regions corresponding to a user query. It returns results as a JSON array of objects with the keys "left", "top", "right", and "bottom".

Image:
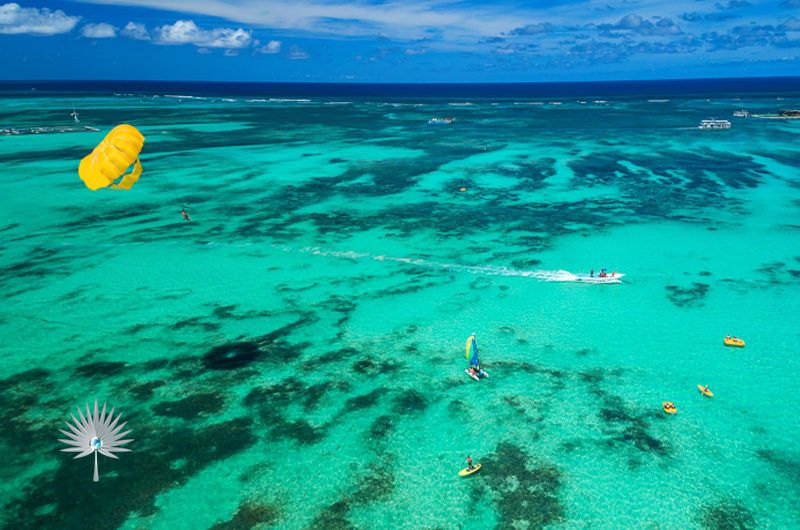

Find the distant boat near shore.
[
  {"left": 1, "top": 125, "right": 100, "bottom": 136},
  {"left": 699, "top": 119, "right": 731, "bottom": 129},
  {"left": 733, "top": 109, "right": 800, "bottom": 119}
]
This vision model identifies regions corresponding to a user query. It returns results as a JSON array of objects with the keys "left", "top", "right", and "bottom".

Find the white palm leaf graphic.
[{"left": 58, "top": 399, "right": 133, "bottom": 482}]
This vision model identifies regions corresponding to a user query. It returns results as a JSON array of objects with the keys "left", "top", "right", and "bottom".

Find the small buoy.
[{"left": 460, "top": 188, "right": 466, "bottom": 191}]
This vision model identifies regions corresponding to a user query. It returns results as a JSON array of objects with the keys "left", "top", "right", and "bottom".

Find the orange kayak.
[{"left": 698, "top": 385, "right": 713, "bottom": 397}]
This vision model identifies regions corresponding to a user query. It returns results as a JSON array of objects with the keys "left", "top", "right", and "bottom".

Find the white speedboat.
[{"left": 573, "top": 273, "right": 624, "bottom": 283}]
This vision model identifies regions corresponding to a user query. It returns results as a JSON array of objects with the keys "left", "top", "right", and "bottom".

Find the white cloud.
[
  {"left": 197, "top": 47, "right": 212, "bottom": 54},
  {"left": 55, "top": 0, "right": 559, "bottom": 41},
  {"left": 81, "top": 22, "right": 117, "bottom": 38},
  {"left": 154, "top": 20, "right": 252, "bottom": 48},
  {"left": 223, "top": 48, "right": 238, "bottom": 55},
  {"left": 121, "top": 21, "right": 150, "bottom": 40},
  {"left": 256, "top": 39, "right": 281, "bottom": 53},
  {"left": 509, "top": 22, "right": 553, "bottom": 35},
  {"left": 779, "top": 17, "right": 800, "bottom": 31},
  {"left": 288, "top": 44, "right": 309, "bottom": 59},
  {"left": 0, "top": 2, "right": 79, "bottom": 35}
]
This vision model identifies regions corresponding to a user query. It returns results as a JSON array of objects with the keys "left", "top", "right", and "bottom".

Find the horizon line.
[{"left": 2, "top": 75, "right": 800, "bottom": 86}]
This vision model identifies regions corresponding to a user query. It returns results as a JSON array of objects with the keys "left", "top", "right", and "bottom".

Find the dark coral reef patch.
[
  {"left": 697, "top": 498, "right": 756, "bottom": 530},
  {"left": 665, "top": 282, "right": 709, "bottom": 307},
  {"left": 478, "top": 442, "right": 565, "bottom": 530},
  {"left": 152, "top": 392, "right": 226, "bottom": 420},
  {"left": 210, "top": 500, "right": 281, "bottom": 530}
]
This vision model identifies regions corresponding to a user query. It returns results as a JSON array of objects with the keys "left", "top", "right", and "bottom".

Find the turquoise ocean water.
[{"left": 1, "top": 82, "right": 800, "bottom": 529}]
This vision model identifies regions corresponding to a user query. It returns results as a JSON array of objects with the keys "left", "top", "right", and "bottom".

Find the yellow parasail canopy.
[{"left": 79, "top": 124, "right": 145, "bottom": 190}]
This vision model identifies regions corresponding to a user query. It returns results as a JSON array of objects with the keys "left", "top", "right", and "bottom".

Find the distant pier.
[
  {"left": 732, "top": 109, "right": 800, "bottom": 120},
  {"left": 1, "top": 125, "right": 101, "bottom": 137}
]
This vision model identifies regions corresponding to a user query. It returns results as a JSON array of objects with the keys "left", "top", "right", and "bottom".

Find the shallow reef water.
[{"left": 1, "top": 88, "right": 800, "bottom": 529}]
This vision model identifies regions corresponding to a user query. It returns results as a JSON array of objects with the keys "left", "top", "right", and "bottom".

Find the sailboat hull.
[{"left": 465, "top": 369, "right": 488, "bottom": 381}]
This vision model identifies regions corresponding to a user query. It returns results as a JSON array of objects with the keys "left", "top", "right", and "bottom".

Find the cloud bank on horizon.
[{"left": 0, "top": 0, "right": 798, "bottom": 81}]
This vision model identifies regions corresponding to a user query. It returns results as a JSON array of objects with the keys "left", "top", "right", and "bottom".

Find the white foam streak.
[{"left": 291, "top": 246, "right": 578, "bottom": 281}]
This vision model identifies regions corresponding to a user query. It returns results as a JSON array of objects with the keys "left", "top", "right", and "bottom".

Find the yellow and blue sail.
[{"left": 466, "top": 335, "right": 479, "bottom": 369}]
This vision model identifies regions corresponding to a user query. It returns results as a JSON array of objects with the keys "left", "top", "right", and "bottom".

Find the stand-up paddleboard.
[
  {"left": 698, "top": 385, "right": 713, "bottom": 397},
  {"left": 465, "top": 369, "right": 489, "bottom": 381},
  {"left": 458, "top": 464, "right": 481, "bottom": 476}
]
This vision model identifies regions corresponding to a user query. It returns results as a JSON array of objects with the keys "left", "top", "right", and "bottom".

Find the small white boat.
[
  {"left": 573, "top": 273, "right": 624, "bottom": 283},
  {"left": 698, "top": 119, "right": 731, "bottom": 129}
]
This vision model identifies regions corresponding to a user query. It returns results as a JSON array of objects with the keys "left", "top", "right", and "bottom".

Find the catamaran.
[{"left": 465, "top": 333, "right": 488, "bottom": 381}]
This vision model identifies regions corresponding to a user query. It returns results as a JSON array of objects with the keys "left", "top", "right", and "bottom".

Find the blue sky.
[{"left": 1, "top": 0, "right": 798, "bottom": 82}]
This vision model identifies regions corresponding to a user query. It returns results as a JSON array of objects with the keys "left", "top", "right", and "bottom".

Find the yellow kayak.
[
  {"left": 662, "top": 402, "right": 677, "bottom": 414},
  {"left": 724, "top": 338, "right": 745, "bottom": 347},
  {"left": 458, "top": 464, "right": 481, "bottom": 476},
  {"left": 698, "top": 385, "right": 713, "bottom": 397}
]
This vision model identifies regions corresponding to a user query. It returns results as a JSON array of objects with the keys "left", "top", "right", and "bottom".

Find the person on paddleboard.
[{"left": 466, "top": 456, "right": 473, "bottom": 470}]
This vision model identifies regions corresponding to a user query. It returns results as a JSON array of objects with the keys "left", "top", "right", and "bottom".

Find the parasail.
[{"left": 79, "top": 124, "right": 145, "bottom": 190}]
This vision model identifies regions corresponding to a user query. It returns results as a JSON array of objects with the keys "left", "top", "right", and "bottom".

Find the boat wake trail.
[{"left": 288, "top": 246, "right": 578, "bottom": 282}]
